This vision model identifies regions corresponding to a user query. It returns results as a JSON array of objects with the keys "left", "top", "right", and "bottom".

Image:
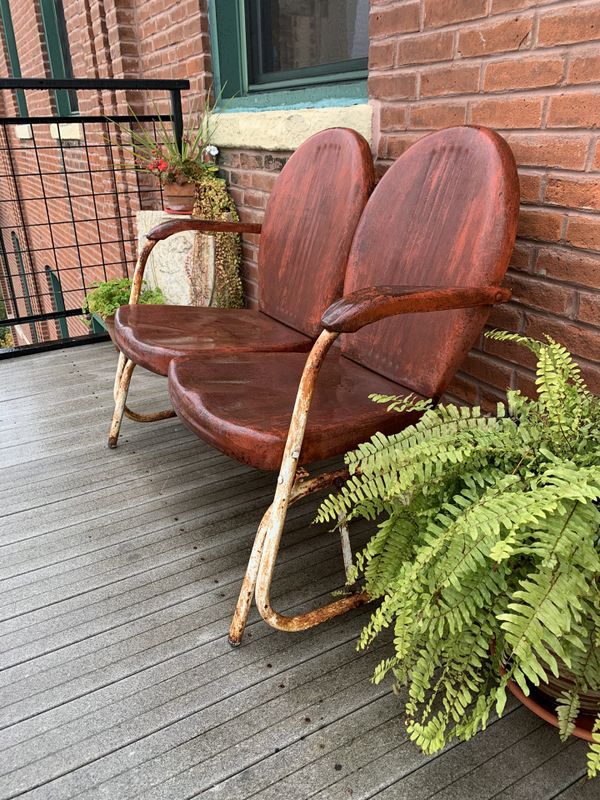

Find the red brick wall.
[{"left": 369, "top": 0, "right": 600, "bottom": 404}]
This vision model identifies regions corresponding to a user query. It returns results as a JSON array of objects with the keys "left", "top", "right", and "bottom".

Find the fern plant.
[{"left": 317, "top": 332, "right": 600, "bottom": 776}]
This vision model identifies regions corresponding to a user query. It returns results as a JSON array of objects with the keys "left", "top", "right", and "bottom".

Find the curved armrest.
[
  {"left": 146, "top": 219, "right": 262, "bottom": 241},
  {"left": 321, "top": 285, "right": 511, "bottom": 333},
  {"left": 127, "top": 218, "right": 262, "bottom": 304}
]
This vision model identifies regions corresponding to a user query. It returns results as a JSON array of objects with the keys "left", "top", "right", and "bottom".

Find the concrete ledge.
[
  {"left": 212, "top": 104, "right": 372, "bottom": 151},
  {"left": 14, "top": 125, "right": 33, "bottom": 140},
  {"left": 50, "top": 122, "right": 83, "bottom": 141}
]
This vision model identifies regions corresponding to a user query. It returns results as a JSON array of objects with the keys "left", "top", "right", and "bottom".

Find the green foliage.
[
  {"left": 82, "top": 278, "right": 164, "bottom": 321},
  {"left": 317, "top": 332, "right": 600, "bottom": 775}
]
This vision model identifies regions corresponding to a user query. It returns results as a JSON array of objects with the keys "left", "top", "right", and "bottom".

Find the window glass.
[{"left": 246, "top": 0, "right": 368, "bottom": 85}]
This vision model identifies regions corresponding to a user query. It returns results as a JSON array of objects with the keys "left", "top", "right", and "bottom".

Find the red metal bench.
[{"left": 167, "top": 125, "right": 520, "bottom": 644}]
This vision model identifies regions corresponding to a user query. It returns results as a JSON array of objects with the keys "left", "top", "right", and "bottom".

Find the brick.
[
  {"left": 239, "top": 153, "right": 264, "bottom": 169},
  {"left": 424, "top": 0, "right": 487, "bottom": 29},
  {"left": 568, "top": 52, "right": 600, "bottom": 85},
  {"left": 396, "top": 31, "right": 454, "bottom": 66},
  {"left": 510, "top": 240, "right": 535, "bottom": 269},
  {"left": 463, "top": 351, "right": 514, "bottom": 390},
  {"left": 243, "top": 190, "right": 267, "bottom": 209},
  {"left": 513, "top": 369, "right": 538, "bottom": 400},
  {"left": 506, "top": 272, "right": 575, "bottom": 315},
  {"left": 548, "top": 92, "right": 600, "bottom": 129},
  {"left": 581, "top": 362, "right": 600, "bottom": 394},
  {"left": 565, "top": 215, "right": 600, "bottom": 251},
  {"left": 517, "top": 208, "right": 564, "bottom": 242},
  {"left": 380, "top": 103, "right": 408, "bottom": 131},
  {"left": 538, "top": 4, "right": 600, "bottom": 47},
  {"left": 470, "top": 96, "right": 543, "bottom": 128},
  {"left": 487, "top": 300, "right": 524, "bottom": 331},
  {"left": 369, "top": 72, "right": 417, "bottom": 100},
  {"left": 479, "top": 385, "right": 508, "bottom": 413},
  {"left": 484, "top": 56, "right": 563, "bottom": 92},
  {"left": 492, "top": 0, "right": 555, "bottom": 10},
  {"left": 444, "top": 373, "right": 480, "bottom": 406},
  {"left": 410, "top": 102, "right": 466, "bottom": 129},
  {"left": 545, "top": 177, "right": 600, "bottom": 212},
  {"left": 420, "top": 64, "right": 480, "bottom": 97},
  {"left": 524, "top": 313, "right": 600, "bottom": 362},
  {"left": 578, "top": 290, "right": 600, "bottom": 324},
  {"left": 535, "top": 246, "right": 600, "bottom": 289},
  {"left": 506, "top": 134, "right": 589, "bottom": 170},
  {"left": 369, "top": 3, "right": 420, "bottom": 38},
  {"left": 517, "top": 173, "right": 542, "bottom": 205},
  {"left": 369, "top": 40, "right": 395, "bottom": 70},
  {"left": 249, "top": 172, "right": 277, "bottom": 192},
  {"left": 595, "top": 140, "right": 600, "bottom": 170},
  {"left": 378, "top": 132, "right": 422, "bottom": 159},
  {"left": 458, "top": 16, "right": 533, "bottom": 57},
  {"left": 483, "top": 329, "right": 540, "bottom": 369}
]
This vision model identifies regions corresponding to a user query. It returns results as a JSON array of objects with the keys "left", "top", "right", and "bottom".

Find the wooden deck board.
[{"left": 0, "top": 343, "right": 592, "bottom": 799}]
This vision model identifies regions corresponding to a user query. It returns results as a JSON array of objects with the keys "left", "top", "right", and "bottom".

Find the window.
[
  {"left": 212, "top": 0, "right": 368, "bottom": 106},
  {"left": 0, "top": 0, "right": 28, "bottom": 116},
  {"left": 39, "top": 0, "right": 78, "bottom": 115}
]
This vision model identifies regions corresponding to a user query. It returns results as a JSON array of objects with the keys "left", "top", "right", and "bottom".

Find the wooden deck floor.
[{"left": 0, "top": 342, "right": 594, "bottom": 799}]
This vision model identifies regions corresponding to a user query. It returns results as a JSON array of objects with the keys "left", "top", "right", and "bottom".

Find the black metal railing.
[{"left": 0, "top": 77, "right": 189, "bottom": 357}]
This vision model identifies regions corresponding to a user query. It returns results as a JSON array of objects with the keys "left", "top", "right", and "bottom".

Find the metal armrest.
[
  {"left": 321, "top": 285, "right": 511, "bottom": 333},
  {"left": 146, "top": 219, "right": 262, "bottom": 241},
  {"left": 127, "top": 219, "right": 262, "bottom": 304}
]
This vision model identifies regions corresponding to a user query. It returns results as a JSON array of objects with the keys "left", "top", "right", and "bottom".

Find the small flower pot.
[{"left": 163, "top": 181, "right": 197, "bottom": 214}]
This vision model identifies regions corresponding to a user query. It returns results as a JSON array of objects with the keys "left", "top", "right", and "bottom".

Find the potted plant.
[
  {"left": 111, "top": 96, "right": 219, "bottom": 214},
  {"left": 82, "top": 277, "right": 164, "bottom": 340},
  {"left": 317, "top": 331, "right": 600, "bottom": 777}
]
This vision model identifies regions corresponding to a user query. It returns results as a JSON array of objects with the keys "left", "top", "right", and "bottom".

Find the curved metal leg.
[
  {"left": 229, "top": 505, "right": 273, "bottom": 646},
  {"left": 228, "top": 467, "right": 356, "bottom": 645},
  {"left": 254, "top": 469, "right": 369, "bottom": 634},
  {"left": 123, "top": 405, "right": 176, "bottom": 423},
  {"left": 108, "top": 358, "right": 135, "bottom": 448}
]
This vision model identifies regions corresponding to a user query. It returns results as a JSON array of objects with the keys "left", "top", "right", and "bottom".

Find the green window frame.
[
  {"left": 39, "top": 0, "right": 78, "bottom": 116},
  {"left": 0, "top": 0, "right": 28, "bottom": 116},
  {"left": 209, "top": 0, "right": 368, "bottom": 111}
]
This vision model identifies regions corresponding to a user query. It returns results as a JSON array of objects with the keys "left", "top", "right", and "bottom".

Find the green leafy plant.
[
  {"left": 317, "top": 332, "right": 600, "bottom": 777},
  {"left": 82, "top": 278, "right": 164, "bottom": 321},
  {"left": 109, "top": 94, "right": 220, "bottom": 186}
]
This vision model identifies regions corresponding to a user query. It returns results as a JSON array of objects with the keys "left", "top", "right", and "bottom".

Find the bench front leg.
[{"left": 242, "top": 330, "right": 369, "bottom": 638}]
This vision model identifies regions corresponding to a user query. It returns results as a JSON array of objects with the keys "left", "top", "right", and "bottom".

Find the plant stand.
[{"left": 136, "top": 210, "right": 215, "bottom": 306}]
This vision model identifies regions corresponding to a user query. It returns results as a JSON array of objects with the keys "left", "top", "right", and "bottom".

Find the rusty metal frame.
[
  {"left": 228, "top": 329, "right": 370, "bottom": 645},
  {"left": 108, "top": 239, "right": 175, "bottom": 448}
]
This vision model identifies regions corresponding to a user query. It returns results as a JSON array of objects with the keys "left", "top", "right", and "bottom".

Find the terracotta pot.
[
  {"left": 162, "top": 181, "right": 197, "bottom": 214},
  {"left": 506, "top": 677, "right": 597, "bottom": 742}
]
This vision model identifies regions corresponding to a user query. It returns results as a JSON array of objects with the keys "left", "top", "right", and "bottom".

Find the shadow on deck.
[{"left": 0, "top": 343, "right": 593, "bottom": 799}]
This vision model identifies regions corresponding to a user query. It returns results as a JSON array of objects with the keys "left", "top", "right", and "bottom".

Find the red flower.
[{"left": 157, "top": 159, "right": 168, "bottom": 172}]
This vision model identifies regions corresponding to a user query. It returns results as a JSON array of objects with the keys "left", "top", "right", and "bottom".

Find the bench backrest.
[
  {"left": 258, "top": 128, "right": 374, "bottom": 338},
  {"left": 341, "top": 125, "right": 519, "bottom": 398}
]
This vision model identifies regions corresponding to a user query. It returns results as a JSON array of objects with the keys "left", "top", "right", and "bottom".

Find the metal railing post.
[{"left": 170, "top": 89, "right": 184, "bottom": 156}]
